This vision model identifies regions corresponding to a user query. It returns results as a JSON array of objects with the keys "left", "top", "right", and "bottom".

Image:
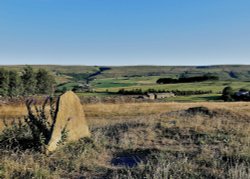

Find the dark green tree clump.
[
  {"left": 0, "top": 68, "right": 9, "bottom": 97},
  {"left": 36, "top": 69, "right": 55, "bottom": 95},
  {"left": 221, "top": 87, "right": 250, "bottom": 101},
  {"left": 21, "top": 66, "right": 37, "bottom": 95},
  {"left": 222, "top": 86, "right": 234, "bottom": 101},
  {"left": 156, "top": 74, "right": 219, "bottom": 84},
  {"left": 0, "top": 66, "right": 55, "bottom": 97},
  {"left": 8, "top": 71, "right": 23, "bottom": 97},
  {"left": 118, "top": 88, "right": 213, "bottom": 96}
]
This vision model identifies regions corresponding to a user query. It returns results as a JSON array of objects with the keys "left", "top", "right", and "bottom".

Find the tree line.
[
  {"left": 156, "top": 75, "right": 219, "bottom": 84},
  {"left": 118, "top": 88, "right": 212, "bottom": 96},
  {"left": 222, "top": 86, "right": 250, "bottom": 101},
  {"left": 0, "top": 66, "right": 55, "bottom": 97}
]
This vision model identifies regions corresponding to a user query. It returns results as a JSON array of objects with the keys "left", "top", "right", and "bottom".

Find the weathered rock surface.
[{"left": 47, "top": 91, "right": 90, "bottom": 152}]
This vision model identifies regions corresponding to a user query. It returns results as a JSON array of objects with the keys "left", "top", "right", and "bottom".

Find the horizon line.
[{"left": 0, "top": 64, "right": 250, "bottom": 67}]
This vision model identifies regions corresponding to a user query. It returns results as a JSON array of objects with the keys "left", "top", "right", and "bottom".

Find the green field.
[
  {"left": 88, "top": 77, "right": 249, "bottom": 102},
  {"left": 92, "top": 78, "right": 250, "bottom": 93},
  {"left": 1, "top": 65, "right": 250, "bottom": 102},
  {"left": 163, "top": 94, "right": 222, "bottom": 102}
]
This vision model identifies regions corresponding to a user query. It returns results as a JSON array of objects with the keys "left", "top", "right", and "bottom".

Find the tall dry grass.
[
  {"left": 1, "top": 101, "right": 250, "bottom": 131},
  {"left": 0, "top": 101, "right": 250, "bottom": 178}
]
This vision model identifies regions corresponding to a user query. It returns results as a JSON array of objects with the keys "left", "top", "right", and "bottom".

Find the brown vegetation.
[{"left": 0, "top": 102, "right": 250, "bottom": 178}]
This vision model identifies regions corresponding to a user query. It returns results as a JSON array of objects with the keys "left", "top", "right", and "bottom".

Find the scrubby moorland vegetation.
[{"left": 0, "top": 102, "right": 250, "bottom": 178}]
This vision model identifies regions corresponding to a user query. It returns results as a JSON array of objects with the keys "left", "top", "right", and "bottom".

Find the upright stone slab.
[{"left": 47, "top": 91, "right": 90, "bottom": 152}]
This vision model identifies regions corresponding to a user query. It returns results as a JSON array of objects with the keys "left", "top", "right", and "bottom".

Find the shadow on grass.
[
  {"left": 199, "top": 95, "right": 221, "bottom": 101},
  {"left": 111, "top": 148, "right": 160, "bottom": 168}
]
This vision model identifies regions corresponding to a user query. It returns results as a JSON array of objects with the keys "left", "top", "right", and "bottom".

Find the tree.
[
  {"left": 21, "top": 66, "right": 37, "bottom": 95},
  {"left": 0, "top": 68, "right": 9, "bottom": 97},
  {"left": 222, "top": 86, "right": 234, "bottom": 101},
  {"left": 8, "top": 71, "right": 23, "bottom": 97},
  {"left": 36, "top": 69, "right": 55, "bottom": 95}
]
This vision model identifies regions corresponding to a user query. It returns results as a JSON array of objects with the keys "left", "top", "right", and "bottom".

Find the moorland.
[
  {"left": 0, "top": 65, "right": 250, "bottom": 178},
  {"left": 0, "top": 102, "right": 250, "bottom": 178}
]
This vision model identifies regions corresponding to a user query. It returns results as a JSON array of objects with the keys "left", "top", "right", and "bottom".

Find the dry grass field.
[{"left": 1, "top": 102, "right": 250, "bottom": 178}]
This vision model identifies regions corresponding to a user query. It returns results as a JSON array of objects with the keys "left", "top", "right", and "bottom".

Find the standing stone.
[{"left": 47, "top": 91, "right": 90, "bottom": 152}]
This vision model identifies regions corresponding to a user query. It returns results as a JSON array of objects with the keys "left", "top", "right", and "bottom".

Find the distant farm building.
[
  {"left": 142, "top": 92, "right": 175, "bottom": 100},
  {"left": 72, "top": 83, "right": 92, "bottom": 92},
  {"left": 236, "top": 90, "right": 249, "bottom": 97},
  {"left": 155, "top": 93, "right": 175, "bottom": 99}
]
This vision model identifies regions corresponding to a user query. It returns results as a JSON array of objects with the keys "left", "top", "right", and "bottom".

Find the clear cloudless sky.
[{"left": 0, "top": 0, "right": 250, "bottom": 66}]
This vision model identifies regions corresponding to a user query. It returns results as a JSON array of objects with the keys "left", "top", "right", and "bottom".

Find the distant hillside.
[
  {"left": 98, "top": 65, "right": 250, "bottom": 80},
  {"left": 0, "top": 65, "right": 99, "bottom": 74},
  {"left": 1, "top": 65, "right": 250, "bottom": 82}
]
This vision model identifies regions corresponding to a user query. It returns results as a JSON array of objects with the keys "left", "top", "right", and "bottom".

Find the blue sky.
[{"left": 0, "top": 0, "right": 250, "bottom": 66}]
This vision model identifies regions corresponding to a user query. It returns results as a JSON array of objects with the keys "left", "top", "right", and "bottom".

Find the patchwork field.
[
  {"left": 2, "top": 65, "right": 250, "bottom": 102},
  {"left": 85, "top": 79, "right": 250, "bottom": 102},
  {"left": 0, "top": 102, "right": 250, "bottom": 178},
  {"left": 92, "top": 79, "right": 250, "bottom": 92}
]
